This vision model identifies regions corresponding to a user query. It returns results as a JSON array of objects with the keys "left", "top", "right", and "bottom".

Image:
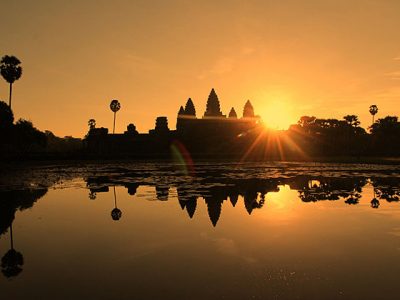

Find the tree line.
[{"left": 289, "top": 112, "right": 400, "bottom": 156}]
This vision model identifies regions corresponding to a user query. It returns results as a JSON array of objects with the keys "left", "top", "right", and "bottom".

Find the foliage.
[
  {"left": 88, "top": 119, "right": 96, "bottom": 130},
  {"left": 13, "top": 119, "right": 47, "bottom": 151},
  {"left": 290, "top": 115, "right": 367, "bottom": 156},
  {"left": 369, "top": 105, "right": 378, "bottom": 116},
  {"left": 343, "top": 115, "right": 360, "bottom": 127},
  {"left": 0, "top": 55, "right": 22, "bottom": 84},
  {"left": 0, "top": 100, "right": 13, "bottom": 129},
  {"left": 110, "top": 100, "right": 121, "bottom": 113},
  {"left": 370, "top": 116, "right": 400, "bottom": 135},
  {"left": 126, "top": 123, "right": 138, "bottom": 135}
]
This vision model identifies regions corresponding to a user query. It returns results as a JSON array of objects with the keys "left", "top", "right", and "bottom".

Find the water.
[{"left": 1, "top": 162, "right": 400, "bottom": 299}]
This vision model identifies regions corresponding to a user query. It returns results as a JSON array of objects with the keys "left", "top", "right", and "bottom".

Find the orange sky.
[{"left": 1, "top": 0, "right": 399, "bottom": 137}]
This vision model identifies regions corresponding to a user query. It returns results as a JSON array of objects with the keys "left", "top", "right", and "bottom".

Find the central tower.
[{"left": 203, "top": 88, "right": 224, "bottom": 118}]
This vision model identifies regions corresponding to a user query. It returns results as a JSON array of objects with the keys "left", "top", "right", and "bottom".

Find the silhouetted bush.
[
  {"left": 0, "top": 101, "right": 13, "bottom": 129},
  {"left": 12, "top": 119, "right": 47, "bottom": 152}
]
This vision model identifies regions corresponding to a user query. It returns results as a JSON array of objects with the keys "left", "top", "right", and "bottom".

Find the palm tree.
[
  {"left": 88, "top": 119, "right": 96, "bottom": 130},
  {"left": 343, "top": 115, "right": 360, "bottom": 127},
  {"left": 0, "top": 55, "right": 22, "bottom": 109},
  {"left": 369, "top": 105, "right": 378, "bottom": 125},
  {"left": 109, "top": 100, "right": 121, "bottom": 134}
]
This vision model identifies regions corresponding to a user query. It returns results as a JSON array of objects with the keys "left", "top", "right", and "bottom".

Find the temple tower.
[
  {"left": 243, "top": 100, "right": 255, "bottom": 118},
  {"left": 204, "top": 88, "right": 224, "bottom": 118}
]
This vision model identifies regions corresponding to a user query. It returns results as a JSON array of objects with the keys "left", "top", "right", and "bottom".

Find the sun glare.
[{"left": 261, "top": 100, "right": 297, "bottom": 130}]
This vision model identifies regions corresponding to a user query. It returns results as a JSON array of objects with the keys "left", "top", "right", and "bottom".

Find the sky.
[{"left": 1, "top": 0, "right": 399, "bottom": 137}]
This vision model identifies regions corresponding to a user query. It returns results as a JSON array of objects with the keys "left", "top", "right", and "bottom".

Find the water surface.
[{"left": 1, "top": 162, "right": 400, "bottom": 299}]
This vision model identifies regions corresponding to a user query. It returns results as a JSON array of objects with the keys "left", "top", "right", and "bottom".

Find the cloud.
[
  {"left": 196, "top": 57, "right": 234, "bottom": 80},
  {"left": 384, "top": 71, "right": 400, "bottom": 80},
  {"left": 210, "top": 57, "right": 234, "bottom": 75}
]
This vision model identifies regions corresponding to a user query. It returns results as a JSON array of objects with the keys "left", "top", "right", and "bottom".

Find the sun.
[{"left": 260, "top": 99, "right": 297, "bottom": 130}]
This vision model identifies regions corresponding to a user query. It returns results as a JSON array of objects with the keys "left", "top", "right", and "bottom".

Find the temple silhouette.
[{"left": 85, "top": 89, "right": 264, "bottom": 157}]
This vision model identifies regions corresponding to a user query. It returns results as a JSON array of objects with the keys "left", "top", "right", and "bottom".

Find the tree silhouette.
[
  {"left": 13, "top": 119, "right": 47, "bottom": 152},
  {"left": 0, "top": 100, "right": 14, "bottom": 129},
  {"left": 243, "top": 100, "right": 255, "bottom": 118},
  {"left": 228, "top": 107, "right": 237, "bottom": 118},
  {"left": 88, "top": 119, "right": 96, "bottom": 130},
  {"left": 370, "top": 116, "right": 400, "bottom": 135},
  {"left": 109, "top": 100, "right": 121, "bottom": 134},
  {"left": 298, "top": 116, "right": 316, "bottom": 127},
  {"left": 184, "top": 98, "right": 196, "bottom": 116},
  {"left": 0, "top": 55, "right": 22, "bottom": 109},
  {"left": 126, "top": 123, "right": 138, "bottom": 135},
  {"left": 343, "top": 115, "right": 360, "bottom": 127},
  {"left": 369, "top": 105, "right": 378, "bottom": 125}
]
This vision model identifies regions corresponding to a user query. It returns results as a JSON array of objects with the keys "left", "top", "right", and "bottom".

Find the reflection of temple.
[
  {"left": 85, "top": 89, "right": 263, "bottom": 157},
  {"left": 1, "top": 172, "right": 399, "bottom": 278},
  {"left": 85, "top": 173, "right": 400, "bottom": 227}
]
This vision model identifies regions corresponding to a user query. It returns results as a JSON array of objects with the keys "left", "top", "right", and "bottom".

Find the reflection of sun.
[
  {"left": 261, "top": 100, "right": 297, "bottom": 130},
  {"left": 259, "top": 185, "right": 301, "bottom": 223}
]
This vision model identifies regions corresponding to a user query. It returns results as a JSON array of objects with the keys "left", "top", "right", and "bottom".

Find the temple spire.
[
  {"left": 184, "top": 98, "right": 196, "bottom": 116},
  {"left": 243, "top": 100, "right": 255, "bottom": 118},
  {"left": 204, "top": 88, "right": 223, "bottom": 117},
  {"left": 178, "top": 106, "right": 185, "bottom": 116},
  {"left": 228, "top": 107, "right": 237, "bottom": 118}
]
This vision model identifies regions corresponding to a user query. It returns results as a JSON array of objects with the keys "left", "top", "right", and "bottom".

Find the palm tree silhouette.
[
  {"left": 110, "top": 100, "right": 121, "bottom": 134},
  {"left": 88, "top": 119, "right": 96, "bottom": 130},
  {"left": 0, "top": 55, "right": 22, "bottom": 109},
  {"left": 369, "top": 105, "right": 378, "bottom": 125},
  {"left": 1, "top": 223, "right": 24, "bottom": 278}
]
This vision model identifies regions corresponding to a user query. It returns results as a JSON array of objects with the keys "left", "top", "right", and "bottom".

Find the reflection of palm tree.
[
  {"left": 111, "top": 186, "right": 122, "bottom": 221},
  {"left": 1, "top": 223, "right": 24, "bottom": 278},
  {"left": 371, "top": 197, "right": 380, "bottom": 208},
  {"left": 110, "top": 100, "right": 121, "bottom": 134},
  {"left": 369, "top": 105, "right": 378, "bottom": 125},
  {"left": 371, "top": 188, "right": 380, "bottom": 208},
  {"left": 88, "top": 190, "right": 97, "bottom": 200},
  {"left": 0, "top": 55, "right": 22, "bottom": 109}
]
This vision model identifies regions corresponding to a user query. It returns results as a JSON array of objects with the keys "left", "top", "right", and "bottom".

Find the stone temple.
[{"left": 86, "top": 88, "right": 263, "bottom": 157}]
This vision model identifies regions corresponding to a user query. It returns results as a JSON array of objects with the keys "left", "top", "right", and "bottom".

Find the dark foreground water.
[{"left": 1, "top": 162, "right": 400, "bottom": 299}]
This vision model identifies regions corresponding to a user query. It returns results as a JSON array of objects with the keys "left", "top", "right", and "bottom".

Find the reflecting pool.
[{"left": 1, "top": 162, "right": 400, "bottom": 299}]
